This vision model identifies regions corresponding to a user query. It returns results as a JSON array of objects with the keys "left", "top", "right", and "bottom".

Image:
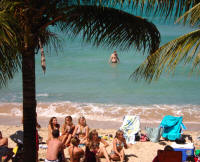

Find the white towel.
[{"left": 120, "top": 115, "right": 140, "bottom": 144}]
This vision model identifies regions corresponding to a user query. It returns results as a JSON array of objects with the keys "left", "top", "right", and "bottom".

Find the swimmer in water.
[{"left": 109, "top": 51, "right": 120, "bottom": 63}]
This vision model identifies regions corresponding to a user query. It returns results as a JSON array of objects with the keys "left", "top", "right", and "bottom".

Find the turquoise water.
[{"left": 0, "top": 23, "right": 199, "bottom": 107}]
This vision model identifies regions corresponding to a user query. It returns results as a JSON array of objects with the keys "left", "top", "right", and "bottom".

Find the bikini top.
[
  {"left": 76, "top": 125, "right": 86, "bottom": 135},
  {"left": 116, "top": 139, "right": 124, "bottom": 148},
  {"left": 63, "top": 125, "right": 74, "bottom": 134},
  {"left": 91, "top": 142, "right": 100, "bottom": 148},
  {"left": 90, "top": 139, "right": 100, "bottom": 150}
]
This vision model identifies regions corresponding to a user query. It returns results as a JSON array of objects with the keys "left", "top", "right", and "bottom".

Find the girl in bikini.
[
  {"left": 72, "top": 116, "right": 89, "bottom": 144},
  {"left": 86, "top": 129, "right": 111, "bottom": 162},
  {"left": 60, "top": 116, "right": 75, "bottom": 147},
  {"left": 110, "top": 130, "right": 128, "bottom": 162},
  {"left": 47, "top": 117, "right": 60, "bottom": 143}
]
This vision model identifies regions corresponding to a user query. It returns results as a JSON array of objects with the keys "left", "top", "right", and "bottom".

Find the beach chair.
[
  {"left": 160, "top": 115, "right": 186, "bottom": 141},
  {"left": 120, "top": 115, "right": 140, "bottom": 144}
]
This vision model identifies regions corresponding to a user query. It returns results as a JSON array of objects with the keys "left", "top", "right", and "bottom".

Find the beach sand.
[{"left": 1, "top": 123, "right": 200, "bottom": 162}]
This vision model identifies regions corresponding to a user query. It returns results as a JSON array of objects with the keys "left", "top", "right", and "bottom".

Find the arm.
[
  {"left": 122, "top": 137, "right": 128, "bottom": 149},
  {"left": 72, "top": 125, "right": 78, "bottom": 137},
  {"left": 101, "top": 138, "right": 109, "bottom": 148},
  {"left": 61, "top": 124, "right": 66, "bottom": 135},
  {"left": 48, "top": 125, "right": 53, "bottom": 140},
  {"left": 84, "top": 126, "right": 89, "bottom": 139},
  {"left": 65, "top": 133, "right": 72, "bottom": 145}
]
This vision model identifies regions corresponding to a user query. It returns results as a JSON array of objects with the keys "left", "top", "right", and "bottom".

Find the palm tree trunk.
[{"left": 22, "top": 49, "right": 36, "bottom": 162}]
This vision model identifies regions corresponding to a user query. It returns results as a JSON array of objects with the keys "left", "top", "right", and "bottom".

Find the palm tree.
[
  {"left": 0, "top": 0, "right": 161, "bottom": 161},
  {"left": 131, "top": 1, "right": 200, "bottom": 82}
]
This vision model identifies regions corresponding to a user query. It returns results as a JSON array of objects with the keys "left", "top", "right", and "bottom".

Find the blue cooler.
[{"left": 172, "top": 143, "right": 194, "bottom": 162}]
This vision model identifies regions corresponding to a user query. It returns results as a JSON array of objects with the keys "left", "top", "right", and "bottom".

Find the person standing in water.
[{"left": 109, "top": 51, "right": 120, "bottom": 63}]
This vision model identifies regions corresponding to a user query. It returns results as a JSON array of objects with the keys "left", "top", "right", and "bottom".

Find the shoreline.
[
  {"left": 0, "top": 102, "right": 200, "bottom": 125},
  {"left": 0, "top": 115, "right": 199, "bottom": 131}
]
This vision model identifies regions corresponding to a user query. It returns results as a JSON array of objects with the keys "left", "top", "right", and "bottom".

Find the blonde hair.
[
  {"left": 71, "top": 137, "right": 80, "bottom": 146},
  {"left": 78, "top": 116, "right": 86, "bottom": 126}
]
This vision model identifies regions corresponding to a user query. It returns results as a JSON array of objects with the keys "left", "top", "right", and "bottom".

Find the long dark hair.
[
  {"left": 49, "top": 117, "right": 59, "bottom": 130},
  {"left": 84, "top": 146, "right": 96, "bottom": 162}
]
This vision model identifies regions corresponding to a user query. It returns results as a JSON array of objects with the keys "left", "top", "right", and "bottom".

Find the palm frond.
[
  {"left": 80, "top": 0, "right": 199, "bottom": 21},
  {"left": 176, "top": 2, "right": 200, "bottom": 27},
  {"left": 0, "top": 10, "right": 21, "bottom": 88},
  {"left": 128, "top": 0, "right": 199, "bottom": 20},
  {"left": 58, "top": 6, "right": 160, "bottom": 54},
  {"left": 131, "top": 29, "right": 200, "bottom": 82}
]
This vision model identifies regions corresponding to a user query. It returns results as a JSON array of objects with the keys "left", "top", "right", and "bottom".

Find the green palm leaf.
[
  {"left": 0, "top": 11, "right": 21, "bottom": 87},
  {"left": 176, "top": 2, "right": 200, "bottom": 27},
  {"left": 92, "top": 0, "right": 199, "bottom": 21},
  {"left": 131, "top": 29, "right": 200, "bottom": 82},
  {"left": 58, "top": 6, "right": 160, "bottom": 54}
]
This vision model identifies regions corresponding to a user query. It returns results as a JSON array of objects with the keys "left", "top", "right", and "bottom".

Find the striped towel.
[{"left": 120, "top": 115, "right": 140, "bottom": 144}]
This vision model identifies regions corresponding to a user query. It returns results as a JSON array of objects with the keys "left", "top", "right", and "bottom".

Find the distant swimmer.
[{"left": 109, "top": 51, "right": 120, "bottom": 63}]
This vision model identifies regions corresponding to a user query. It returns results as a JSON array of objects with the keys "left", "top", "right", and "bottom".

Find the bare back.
[
  {"left": 46, "top": 138, "right": 63, "bottom": 161},
  {"left": 69, "top": 146, "right": 84, "bottom": 162}
]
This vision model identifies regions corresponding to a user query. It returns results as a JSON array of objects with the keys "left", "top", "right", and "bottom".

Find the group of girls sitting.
[{"left": 46, "top": 116, "right": 128, "bottom": 162}]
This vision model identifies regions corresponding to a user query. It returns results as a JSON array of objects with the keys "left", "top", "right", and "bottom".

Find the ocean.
[{"left": 0, "top": 15, "right": 200, "bottom": 125}]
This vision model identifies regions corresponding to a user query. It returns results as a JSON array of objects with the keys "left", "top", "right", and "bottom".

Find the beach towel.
[
  {"left": 39, "top": 144, "right": 48, "bottom": 149},
  {"left": 160, "top": 115, "right": 186, "bottom": 141},
  {"left": 145, "top": 127, "right": 163, "bottom": 143},
  {"left": 120, "top": 115, "right": 140, "bottom": 144}
]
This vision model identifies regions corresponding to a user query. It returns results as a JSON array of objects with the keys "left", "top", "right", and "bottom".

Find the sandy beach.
[{"left": 1, "top": 122, "right": 200, "bottom": 162}]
